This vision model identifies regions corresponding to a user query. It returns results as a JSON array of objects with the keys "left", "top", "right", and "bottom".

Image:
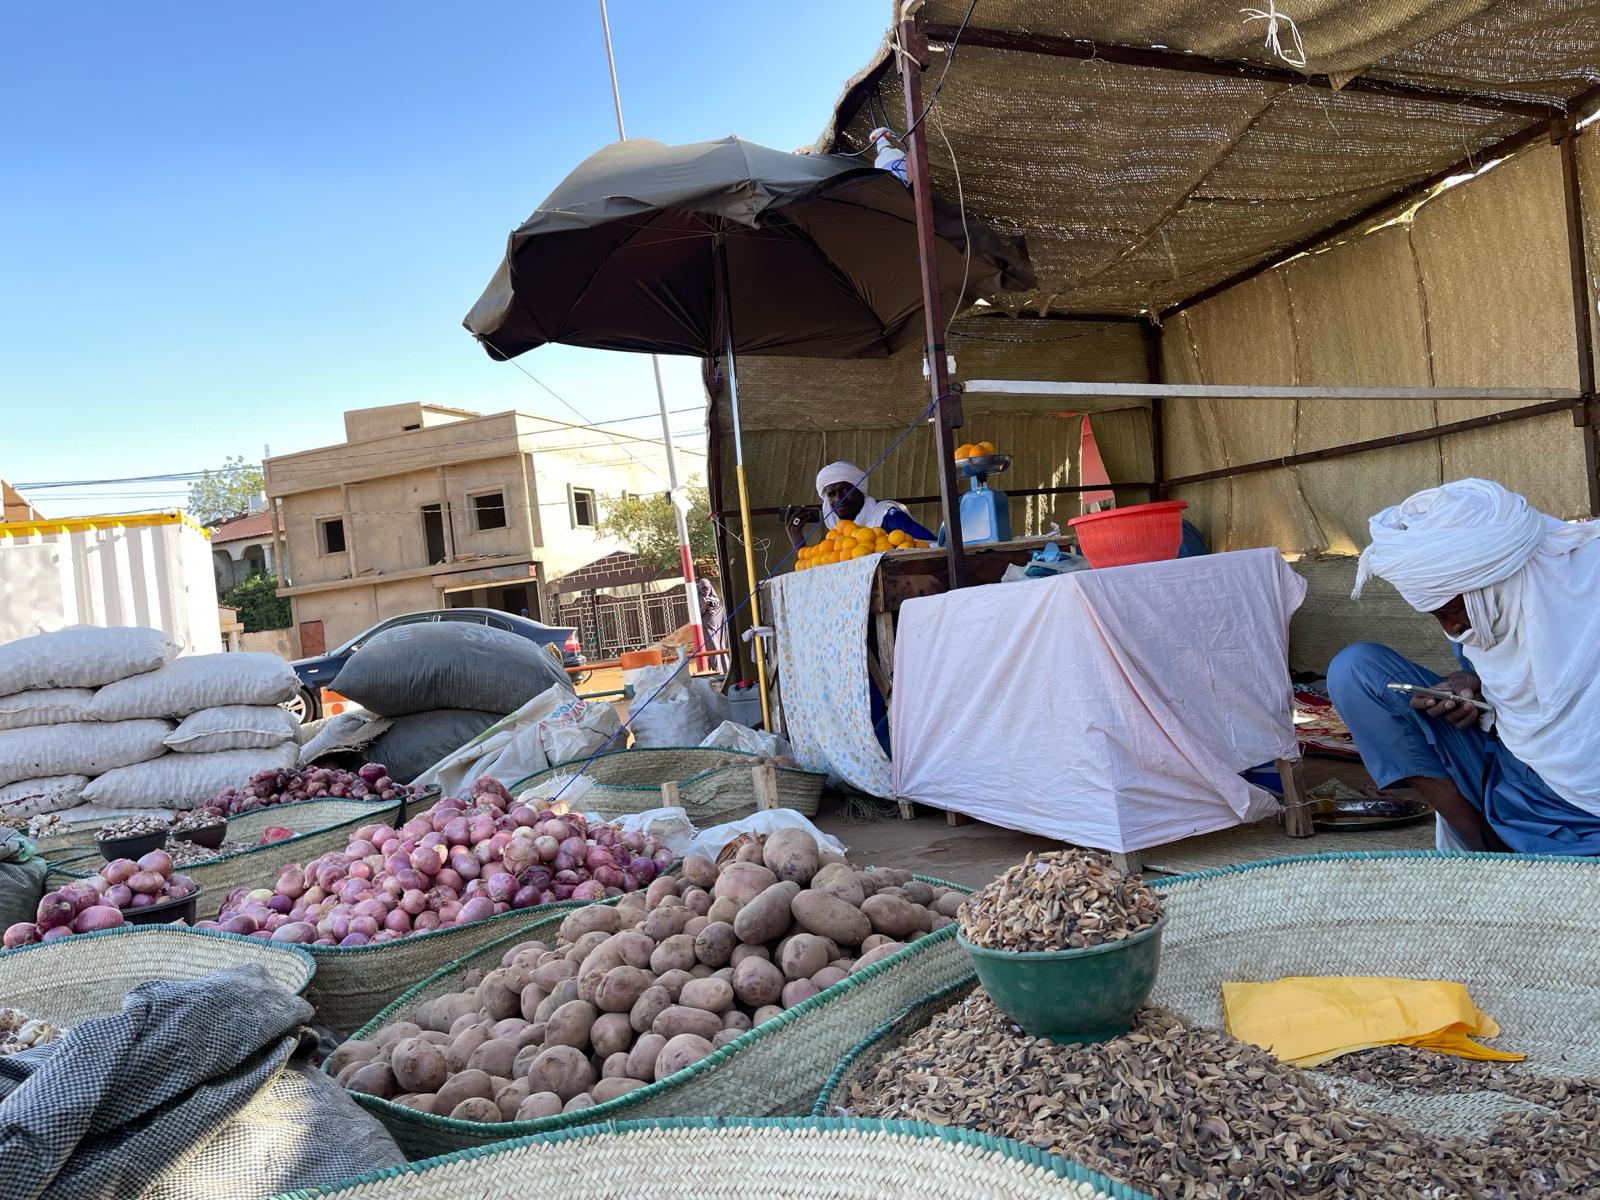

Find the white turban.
[
  {"left": 1355, "top": 478, "right": 1600, "bottom": 816},
  {"left": 815, "top": 461, "right": 866, "bottom": 498}
]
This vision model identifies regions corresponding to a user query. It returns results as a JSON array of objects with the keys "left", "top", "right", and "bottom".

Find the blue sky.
[{"left": 1, "top": 1, "right": 886, "bottom": 514}]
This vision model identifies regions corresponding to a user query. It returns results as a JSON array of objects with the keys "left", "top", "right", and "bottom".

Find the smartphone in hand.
[{"left": 1386, "top": 682, "right": 1493, "bottom": 713}]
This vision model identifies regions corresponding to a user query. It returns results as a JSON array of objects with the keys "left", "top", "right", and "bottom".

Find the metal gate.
[{"left": 559, "top": 591, "right": 689, "bottom": 659}]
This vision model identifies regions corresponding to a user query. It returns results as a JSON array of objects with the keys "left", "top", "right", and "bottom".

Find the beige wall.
[
  {"left": 1162, "top": 137, "right": 1594, "bottom": 555},
  {"left": 241, "top": 628, "right": 295, "bottom": 659}
]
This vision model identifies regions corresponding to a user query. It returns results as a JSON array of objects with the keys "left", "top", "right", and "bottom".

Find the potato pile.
[{"left": 329, "top": 830, "right": 962, "bottom": 1122}]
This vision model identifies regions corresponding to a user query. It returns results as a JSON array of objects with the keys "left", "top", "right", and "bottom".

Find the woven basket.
[
  {"left": 343, "top": 873, "right": 974, "bottom": 1160},
  {"left": 0, "top": 925, "right": 315, "bottom": 1024},
  {"left": 814, "top": 977, "right": 977, "bottom": 1116},
  {"left": 46, "top": 799, "right": 404, "bottom": 921},
  {"left": 1151, "top": 852, "right": 1600, "bottom": 1078},
  {"left": 268, "top": 1117, "right": 1148, "bottom": 1200},
  {"left": 509, "top": 746, "right": 824, "bottom": 822}
]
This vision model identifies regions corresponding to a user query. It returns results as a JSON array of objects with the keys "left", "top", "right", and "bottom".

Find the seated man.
[
  {"left": 781, "top": 460, "right": 935, "bottom": 550},
  {"left": 1328, "top": 479, "right": 1600, "bottom": 855}
]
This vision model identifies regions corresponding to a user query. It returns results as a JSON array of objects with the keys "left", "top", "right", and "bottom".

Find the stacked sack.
[{"left": 0, "top": 626, "right": 301, "bottom": 822}]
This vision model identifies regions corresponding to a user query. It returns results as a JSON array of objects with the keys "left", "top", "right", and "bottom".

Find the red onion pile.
[
  {"left": 195, "top": 777, "right": 675, "bottom": 947},
  {"left": 3, "top": 851, "right": 197, "bottom": 947},
  {"left": 204, "top": 763, "right": 416, "bottom": 816}
]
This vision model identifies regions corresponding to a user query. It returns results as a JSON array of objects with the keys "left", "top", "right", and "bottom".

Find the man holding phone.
[{"left": 1327, "top": 479, "right": 1600, "bottom": 855}]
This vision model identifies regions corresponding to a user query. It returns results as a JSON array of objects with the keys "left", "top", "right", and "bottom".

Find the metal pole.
[
  {"left": 598, "top": 0, "right": 706, "bottom": 653},
  {"left": 716, "top": 232, "right": 773, "bottom": 728},
  {"left": 1555, "top": 118, "right": 1599, "bottom": 517},
  {"left": 897, "top": 15, "right": 966, "bottom": 588}
]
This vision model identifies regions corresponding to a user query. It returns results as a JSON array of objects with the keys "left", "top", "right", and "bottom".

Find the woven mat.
[{"left": 1142, "top": 816, "right": 1432, "bottom": 875}]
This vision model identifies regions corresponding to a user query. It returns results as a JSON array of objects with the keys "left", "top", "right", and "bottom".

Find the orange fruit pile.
[
  {"left": 795, "top": 519, "right": 930, "bottom": 571},
  {"left": 954, "top": 439, "right": 997, "bottom": 461}
]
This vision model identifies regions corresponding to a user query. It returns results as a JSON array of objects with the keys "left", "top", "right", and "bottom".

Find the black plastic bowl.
[
  {"left": 178, "top": 819, "right": 227, "bottom": 849},
  {"left": 96, "top": 828, "right": 170, "bottom": 863},
  {"left": 120, "top": 889, "right": 200, "bottom": 926}
]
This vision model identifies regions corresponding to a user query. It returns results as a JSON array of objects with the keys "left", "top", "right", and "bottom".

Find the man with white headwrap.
[
  {"left": 1328, "top": 478, "right": 1600, "bottom": 855},
  {"left": 780, "top": 460, "right": 935, "bottom": 551}
]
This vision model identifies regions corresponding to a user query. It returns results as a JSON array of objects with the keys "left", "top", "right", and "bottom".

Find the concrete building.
[{"left": 263, "top": 402, "right": 690, "bottom": 655}]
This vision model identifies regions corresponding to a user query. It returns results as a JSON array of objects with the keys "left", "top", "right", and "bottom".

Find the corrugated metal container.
[{"left": 0, "top": 511, "right": 222, "bottom": 653}]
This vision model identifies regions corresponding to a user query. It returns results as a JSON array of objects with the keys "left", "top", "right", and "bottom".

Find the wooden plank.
[
  {"left": 946, "top": 810, "right": 971, "bottom": 827},
  {"left": 962, "top": 380, "right": 1580, "bottom": 402},
  {"left": 897, "top": 800, "right": 916, "bottom": 820},
  {"left": 874, "top": 612, "right": 897, "bottom": 690},
  {"left": 1109, "top": 850, "right": 1144, "bottom": 875},
  {"left": 1277, "top": 759, "right": 1313, "bottom": 838},
  {"left": 660, "top": 781, "right": 682, "bottom": 809},
  {"left": 752, "top": 764, "right": 779, "bottom": 812}
]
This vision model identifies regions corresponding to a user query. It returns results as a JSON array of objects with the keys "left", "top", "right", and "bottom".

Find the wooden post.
[
  {"left": 660, "top": 781, "right": 682, "bottom": 809},
  {"left": 1278, "top": 758, "right": 1313, "bottom": 837},
  {"left": 945, "top": 810, "right": 970, "bottom": 827},
  {"left": 1109, "top": 850, "right": 1144, "bottom": 875},
  {"left": 752, "top": 763, "right": 779, "bottom": 811}
]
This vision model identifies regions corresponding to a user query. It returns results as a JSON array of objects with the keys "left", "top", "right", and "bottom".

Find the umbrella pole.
[{"left": 724, "top": 344, "right": 773, "bottom": 729}]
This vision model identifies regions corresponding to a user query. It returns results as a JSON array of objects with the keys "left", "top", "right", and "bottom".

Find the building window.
[
  {"left": 318, "top": 517, "right": 346, "bottom": 555},
  {"left": 570, "top": 486, "right": 597, "bottom": 529},
  {"left": 471, "top": 490, "right": 508, "bottom": 531},
  {"left": 421, "top": 504, "right": 447, "bottom": 565}
]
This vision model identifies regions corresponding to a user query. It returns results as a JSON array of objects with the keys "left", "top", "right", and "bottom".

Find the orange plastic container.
[{"left": 1068, "top": 500, "right": 1188, "bottom": 568}]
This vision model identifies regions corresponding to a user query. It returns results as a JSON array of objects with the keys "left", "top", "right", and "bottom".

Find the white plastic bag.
[
  {"left": 581, "top": 806, "right": 697, "bottom": 856},
  {"left": 517, "top": 772, "right": 597, "bottom": 809},
  {"left": 412, "top": 685, "right": 574, "bottom": 796},
  {"left": 540, "top": 696, "right": 623, "bottom": 765},
  {"left": 0, "top": 775, "right": 89, "bottom": 818},
  {"left": 628, "top": 663, "right": 731, "bottom": 749},
  {"left": 0, "top": 688, "right": 96, "bottom": 731},
  {"left": 81, "top": 743, "right": 299, "bottom": 809},
  {"left": 0, "top": 720, "right": 173, "bottom": 789},
  {"left": 683, "top": 810, "right": 847, "bottom": 863},
  {"left": 0, "top": 625, "right": 172, "bottom": 694},
  {"left": 89, "top": 653, "right": 299, "bottom": 721},
  {"left": 165, "top": 705, "right": 301, "bottom": 753},
  {"left": 698, "top": 720, "right": 793, "bottom": 760}
]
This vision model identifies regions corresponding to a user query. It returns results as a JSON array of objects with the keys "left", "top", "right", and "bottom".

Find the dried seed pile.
[
  {"left": 170, "top": 811, "right": 226, "bottom": 836},
  {"left": 23, "top": 813, "right": 66, "bottom": 840},
  {"left": 0, "top": 1007, "right": 60, "bottom": 1057},
  {"left": 166, "top": 837, "right": 249, "bottom": 866},
  {"left": 96, "top": 815, "right": 170, "bottom": 839},
  {"left": 957, "top": 850, "right": 1161, "bottom": 952},
  {"left": 843, "top": 991, "right": 1600, "bottom": 1199}
]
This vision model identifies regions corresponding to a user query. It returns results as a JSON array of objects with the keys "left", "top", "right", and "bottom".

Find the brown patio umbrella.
[{"left": 464, "top": 135, "right": 1033, "bottom": 726}]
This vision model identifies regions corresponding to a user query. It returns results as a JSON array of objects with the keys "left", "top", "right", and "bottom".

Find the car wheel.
[
  {"left": 571, "top": 671, "right": 593, "bottom": 686},
  {"left": 284, "top": 687, "right": 320, "bottom": 724}
]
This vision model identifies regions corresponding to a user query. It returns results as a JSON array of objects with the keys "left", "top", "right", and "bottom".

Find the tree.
[
  {"left": 188, "top": 455, "right": 264, "bottom": 525},
  {"left": 221, "top": 572, "right": 292, "bottom": 632},
  {"left": 598, "top": 479, "right": 717, "bottom": 575}
]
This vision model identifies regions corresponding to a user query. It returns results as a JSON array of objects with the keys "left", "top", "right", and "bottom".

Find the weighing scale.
[{"left": 939, "top": 453, "right": 1012, "bottom": 545}]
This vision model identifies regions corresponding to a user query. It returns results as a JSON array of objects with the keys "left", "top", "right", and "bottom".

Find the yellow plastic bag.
[{"left": 1222, "top": 976, "right": 1525, "bottom": 1067}]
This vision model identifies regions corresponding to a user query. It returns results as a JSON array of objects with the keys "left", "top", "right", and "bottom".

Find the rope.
[{"left": 1241, "top": 2, "right": 1307, "bottom": 70}]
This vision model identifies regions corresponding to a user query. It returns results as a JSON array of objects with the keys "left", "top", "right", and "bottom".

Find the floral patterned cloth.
[{"left": 767, "top": 554, "right": 894, "bottom": 798}]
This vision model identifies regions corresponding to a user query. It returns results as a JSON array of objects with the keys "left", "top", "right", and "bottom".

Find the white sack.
[
  {"left": 81, "top": 743, "right": 299, "bottom": 809},
  {"left": 89, "top": 653, "right": 299, "bottom": 721},
  {"left": 413, "top": 685, "right": 589, "bottom": 797},
  {"left": 699, "top": 720, "right": 793, "bottom": 760},
  {"left": 684, "top": 810, "right": 847, "bottom": 863},
  {"left": 0, "top": 625, "right": 172, "bottom": 694},
  {"left": 0, "top": 775, "right": 90, "bottom": 818},
  {"left": 298, "top": 713, "right": 392, "bottom": 765},
  {"left": 165, "top": 705, "right": 301, "bottom": 754},
  {"left": 0, "top": 688, "right": 96, "bottom": 731},
  {"left": 891, "top": 549, "right": 1305, "bottom": 853},
  {"left": 627, "top": 662, "right": 731, "bottom": 749},
  {"left": 517, "top": 772, "right": 597, "bottom": 808},
  {"left": 541, "top": 697, "right": 623, "bottom": 765},
  {"left": 0, "top": 720, "right": 172, "bottom": 788}
]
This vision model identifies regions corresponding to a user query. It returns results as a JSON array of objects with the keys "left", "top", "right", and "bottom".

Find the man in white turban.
[
  {"left": 780, "top": 461, "right": 935, "bottom": 552},
  {"left": 1328, "top": 478, "right": 1600, "bottom": 854}
]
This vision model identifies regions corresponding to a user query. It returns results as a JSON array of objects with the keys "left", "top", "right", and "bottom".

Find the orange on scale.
[
  {"left": 794, "top": 521, "right": 931, "bottom": 571},
  {"left": 953, "top": 439, "right": 998, "bottom": 461}
]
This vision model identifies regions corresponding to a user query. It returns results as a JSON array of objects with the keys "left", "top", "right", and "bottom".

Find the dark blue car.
[{"left": 287, "top": 608, "right": 585, "bottom": 721}]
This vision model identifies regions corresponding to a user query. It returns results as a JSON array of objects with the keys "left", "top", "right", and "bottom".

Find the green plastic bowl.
[{"left": 957, "top": 915, "right": 1166, "bottom": 1044}]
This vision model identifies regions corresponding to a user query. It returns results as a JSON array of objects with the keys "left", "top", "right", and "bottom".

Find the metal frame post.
[
  {"left": 898, "top": 16, "right": 966, "bottom": 588},
  {"left": 1555, "top": 118, "right": 1599, "bottom": 517}
]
